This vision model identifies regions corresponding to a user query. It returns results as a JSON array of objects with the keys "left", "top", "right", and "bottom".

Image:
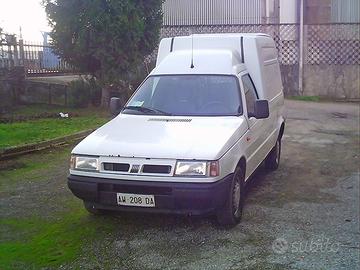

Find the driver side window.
[{"left": 242, "top": 74, "right": 258, "bottom": 116}]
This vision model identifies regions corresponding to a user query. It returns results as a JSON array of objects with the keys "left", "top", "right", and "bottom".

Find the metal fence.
[
  {"left": 0, "top": 34, "right": 74, "bottom": 75},
  {"left": 306, "top": 23, "right": 360, "bottom": 65}
]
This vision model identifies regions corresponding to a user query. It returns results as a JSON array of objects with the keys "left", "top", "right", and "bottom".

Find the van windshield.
[{"left": 123, "top": 75, "right": 242, "bottom": 116}]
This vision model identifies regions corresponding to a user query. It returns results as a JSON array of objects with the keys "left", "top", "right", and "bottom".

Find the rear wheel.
[
  {"left": 216, "top": 166, "right": 245, "bottom": 227},
  {"left": 265, "top": 139, "right": 281, "bottom": 170},
  {"left": 83, "top": 201, "right": 104, "bottom": 215}
]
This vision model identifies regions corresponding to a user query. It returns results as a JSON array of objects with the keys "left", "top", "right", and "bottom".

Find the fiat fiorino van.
[{"left": 68, "top": 33, "right": 285, "bottom": 226}]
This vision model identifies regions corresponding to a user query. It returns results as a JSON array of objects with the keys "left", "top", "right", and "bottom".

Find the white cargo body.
[
  {"left": 68, "top": 33, "right": 285, "bottom": 227},
  {"left": 156, "top": 33, "right": 283, "bottom": 100}
]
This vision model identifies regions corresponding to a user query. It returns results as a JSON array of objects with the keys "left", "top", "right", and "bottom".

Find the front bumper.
[{"left": 67, "top": 174, "right": 233, "bottom": 215}]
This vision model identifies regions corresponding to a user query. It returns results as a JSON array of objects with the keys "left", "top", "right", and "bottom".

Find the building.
[
  {"left": 162, "top": 0, "right": 360, "bottom": 25},
  {"left": 162, "top": 0, "right": 280, "bottom": 25},
  {"left": 281, "top": 0, "right": 360, "bottom": 24}
]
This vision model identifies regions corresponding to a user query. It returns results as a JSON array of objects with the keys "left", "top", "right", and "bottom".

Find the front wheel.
[
  {"left": 265, "top": 139, "right": 281, "bottom": 170},
  {"left": 216, "top": 167, "right": 245, "bottom": 227}
]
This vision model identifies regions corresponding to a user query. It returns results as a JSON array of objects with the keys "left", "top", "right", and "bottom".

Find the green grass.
[
  {"left": 0, "top": 145, "right": 116, "bottom": 269},
  {"left": 3, "top": 104, "right": 103, "bottom": 118},
  {"left": 0, "top": 207, "right": 115, "bottom": 269},
  {"left": 0, "top": 145, "right": 71, "bottom": 190},
  {"left": 0, "top": 116, "right": 108, "bottom": 149},
  {"left": 288, "top": 95, "right": 321, "bottom": 102}
]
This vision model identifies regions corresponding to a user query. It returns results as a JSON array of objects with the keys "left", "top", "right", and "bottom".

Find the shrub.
[
  {"left": 68, "top": 79, "right": 91, "bottom": 108},
  {"left": 88, "top": 77, "right": 102, "bottom": 107}
]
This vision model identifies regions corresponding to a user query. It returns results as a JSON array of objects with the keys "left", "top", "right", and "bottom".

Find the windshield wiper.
[{"left": 123, "top": 106, "right": 172, "bottom": 116}]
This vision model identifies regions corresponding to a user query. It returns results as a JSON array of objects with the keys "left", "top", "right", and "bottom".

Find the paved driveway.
[{"left": 0, "top": 100, "right": 359, "bottom": 269}]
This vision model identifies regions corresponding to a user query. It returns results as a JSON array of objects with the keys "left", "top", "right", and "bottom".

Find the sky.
[{"left": 0, "top": 0, "right": 50, "bottom": 41}]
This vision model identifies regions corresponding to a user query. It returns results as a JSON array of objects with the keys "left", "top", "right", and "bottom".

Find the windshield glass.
[{"left": 123, "top": 75, "right": 242, "bottom": 116}]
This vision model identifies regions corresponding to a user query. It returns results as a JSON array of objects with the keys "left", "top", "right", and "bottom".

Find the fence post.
[
  {"left": 5, "top": 35, "right": 14, "bottom": 68},
  {"left": 13, "top": 37, "right": 19, "bottom": 66},
  {"left": 261, "top": 0, "right": 267, "bottom": 24},
  {"left": 18, "top": 39, "right": 25, "bottom": 66},
  {"left": 298, "top": 0, "right": 304, "bottom": 96}
]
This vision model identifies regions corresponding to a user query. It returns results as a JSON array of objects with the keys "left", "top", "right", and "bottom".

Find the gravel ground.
[{"left": 0, "top": 100, "right": 359, "bottom": 270}]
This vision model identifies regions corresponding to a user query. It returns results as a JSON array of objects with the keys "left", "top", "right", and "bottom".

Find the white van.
[{"left": 68, "top": 33, "right": 285, "bottom": 226}]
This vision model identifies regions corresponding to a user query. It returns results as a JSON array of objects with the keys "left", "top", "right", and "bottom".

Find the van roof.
[
  {"left": 153, "top": 33, "right": 275, "bottom": 76},
  {"left": 151, "top": 49, "right": 246, "bottom": 76}
]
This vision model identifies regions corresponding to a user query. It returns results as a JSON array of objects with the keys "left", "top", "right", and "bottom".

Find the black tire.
[
  {"left": 83, "top": 201, "right": 104, "bottom": 215},
  {"left": 265, "top": 139, "right": 281, "bottom": 170},
  {"left": 216, "top": 166, "right": 245, "bottom": 227}
]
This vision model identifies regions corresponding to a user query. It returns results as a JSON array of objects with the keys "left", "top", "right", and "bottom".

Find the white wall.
[{"left": 280, "top": 0, "right": 298, "bottom": 23}]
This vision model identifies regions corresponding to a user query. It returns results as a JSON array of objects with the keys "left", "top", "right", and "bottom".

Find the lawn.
[
  {"left": 0, "top": 145, "right": 116, "bottom": 269},
  {"left": 1, "top": 104, "right": 106, "bottom": 119},
  {"left": 0, "top": 111, "right": 109, "bottom": 149}
]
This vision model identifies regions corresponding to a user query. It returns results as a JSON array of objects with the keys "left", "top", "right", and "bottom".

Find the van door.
[{"left": 240, "top": 73, "right": 272, "bottom": 179}]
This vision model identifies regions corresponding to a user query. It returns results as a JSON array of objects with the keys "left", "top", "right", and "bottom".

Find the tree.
[{"left": 44, "top": 0, "right": 163, "bottom": 106}]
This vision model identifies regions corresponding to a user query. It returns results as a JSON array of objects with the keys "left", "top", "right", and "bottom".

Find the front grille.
[
  {"left": 103, "top": 163, "right": 130, "bottom": 172},
  {"left": 142, "top": 164, "right": 172, "bottom": 174}
]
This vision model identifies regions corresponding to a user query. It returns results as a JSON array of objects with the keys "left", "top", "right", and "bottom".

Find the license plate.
[{"left": 117, "top": 193, "right": 155, "bottom": 207}]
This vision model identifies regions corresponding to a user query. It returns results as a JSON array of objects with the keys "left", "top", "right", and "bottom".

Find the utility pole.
[{"left": 298, "top": 0, "right": 304, "bottom": 95}]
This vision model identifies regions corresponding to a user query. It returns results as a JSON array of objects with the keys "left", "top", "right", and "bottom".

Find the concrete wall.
[
  {"left": 0, "top": 67, "right": 25, "bottom": 110},
  {"left": 19, "top": 82, "right": 68, "bottom": 106},
  {"left": 280, "top": 64, "right": 299, "bottom": 96},
  {"left": 0, "top": 81, "right": 14, "bottom": 110},
  {"left": 303, "top": 65, "right": 360, "bottom": 99}
]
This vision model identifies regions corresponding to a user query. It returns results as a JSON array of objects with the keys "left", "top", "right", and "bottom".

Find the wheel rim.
[{"left": 233, "top": 176, "right": 241, "bottom": 217}]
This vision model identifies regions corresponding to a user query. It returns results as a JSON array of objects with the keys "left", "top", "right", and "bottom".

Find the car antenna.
[{"left": 190, "top": 34, "right": 194, "bottom": 69}]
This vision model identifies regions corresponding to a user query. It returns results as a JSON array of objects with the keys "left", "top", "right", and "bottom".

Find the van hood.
[{"left": 72, "top": 114, "right": 248, "bottom": 160}]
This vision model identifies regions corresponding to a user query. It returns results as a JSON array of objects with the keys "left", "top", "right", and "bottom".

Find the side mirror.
[
  {"left": 109, "top": 97, "right": 122, "bottom": 116},
  {"left": 250, "top": 100, "right": 269, "bottom": 119}
]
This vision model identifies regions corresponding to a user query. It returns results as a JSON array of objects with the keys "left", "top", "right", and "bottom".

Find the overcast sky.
[{"left": 0, "top": 0, "right": 50, "bottom": 41}]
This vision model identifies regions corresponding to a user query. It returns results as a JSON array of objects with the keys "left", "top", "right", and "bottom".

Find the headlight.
[
  {"left": 175, "top": 161, "right": 219, "bottom": 177},
  {"left": 70, "top": 155, "right": 99, "bottom": 171}
]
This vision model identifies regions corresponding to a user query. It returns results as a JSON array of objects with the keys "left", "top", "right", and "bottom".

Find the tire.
[
  {"left": 265, "top": 139, "right": 281, "bottom": 171},
  {"left": 83, "top": 201, "right": 104, "bottom": 215},
  {"left": 216, "top": 166, "right": 245, "bottom": 227}
]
